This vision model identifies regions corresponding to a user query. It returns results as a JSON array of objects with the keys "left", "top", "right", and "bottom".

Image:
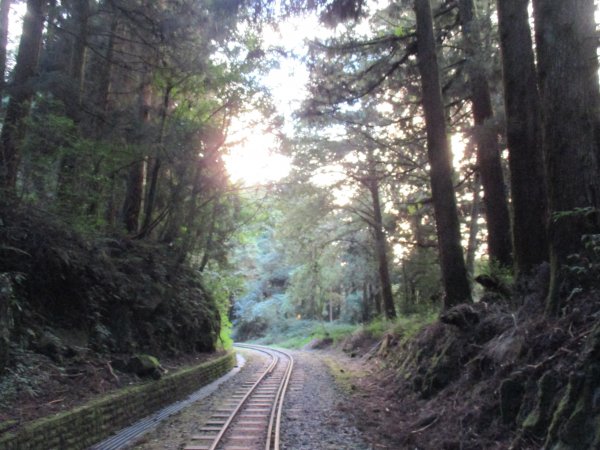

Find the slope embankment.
[
  {"left": 335, "top": 267, "right": 600, "bottom": 449},
  {"left": 0, "top": 205, "right": 226, "bottom": 441}
]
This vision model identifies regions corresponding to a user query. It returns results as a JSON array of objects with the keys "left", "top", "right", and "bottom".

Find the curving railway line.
[{"left": 184, "top": 344, "right": 294, "bottom": 450}]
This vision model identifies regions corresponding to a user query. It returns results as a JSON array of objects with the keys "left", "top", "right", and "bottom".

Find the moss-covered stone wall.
[{"left": 0, "top": 351, "right": 235, "bottom": 450}]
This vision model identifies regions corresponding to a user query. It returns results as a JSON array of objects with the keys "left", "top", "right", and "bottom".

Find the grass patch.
[
  {"left": 319, "top": 354, "right": 366, "bottom": 393},
  {"left": 243, "top": 311, "right": 437, "bottom": 350},
  {"left": 249, "top": 319, "right": 359, "bottom": 349},
  {"left": 356, "top": 311, "right": 438, "bottom": 342},
  {"left": 391, "top": 311, "right": 438, "bottom": 340}
]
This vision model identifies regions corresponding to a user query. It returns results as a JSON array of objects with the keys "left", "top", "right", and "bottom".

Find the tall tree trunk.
[
  {"left": 0, "top": 275, "right": 11, "bottom": 374},
  {"left": 414, "top": 0, "right": 472, "bottom": 308},
  {"left": 533, "top": 0, "right": 600, "bottom": 315},
  {"left": 466, "top": 174, "right": 481, "bottom": 275},
  {"left": 104, "top": 173, "right": 117, "bottom": 227},
  {"left": 0, "top": 0, "right": 46, "bottom": 192},
  {"left": 139, "top": 83, "right": 171, "bottom": 238},
  {"left": 198, "top": 200, "right": 219, "bottom": 272},
  {"left": 496, "top": 0, "right": 548, "bottom": 277},
  {"left": 457, "top": 0, "right": 512, "bottom": 268},
  {"left": 361, "top": 282, "right": 370, "bottom": 322},
  {"left": 55, "top": 0, "right": 91, "bottom": 207},
  {"left": 67, "top": 0, "right": 89, "bottom": 113},
  {"left": 121, "top": 80, "right": 151, "bottom": 233},
  {"left": 87, "top": 8, "right": 118, "bottom": 218},
  {"left": 402, "top": 259, "right": 411, "bottom": 311},
  {"left": 367, "top": 161, "right": 396, "bottom": 319},
  {"left": 0, "top": 0, "right": 11, "bottom": 98},
  {"left": 122, "top": 161, "right": 144, "bottom": 233},
  {"left": 370, "top": 288, "right": 379, "bottom": 316},
  {"left": 368, "top": 283, "right": 381, "bottom": 316},
  {"left": 95, "top": 7, "right": 118, "bottom": 133}
]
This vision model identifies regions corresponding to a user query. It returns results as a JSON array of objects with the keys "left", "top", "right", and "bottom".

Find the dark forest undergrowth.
[
  {"left": 0, "top": 205, "right": 224, "bottom": 433},
  {"left": 332, "top": 266, "right": 600, "bottom": 450}
]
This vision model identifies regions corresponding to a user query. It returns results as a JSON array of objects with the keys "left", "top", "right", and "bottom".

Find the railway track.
[{"left": 184, "top": 344, "right": 294, "bottom": 450}]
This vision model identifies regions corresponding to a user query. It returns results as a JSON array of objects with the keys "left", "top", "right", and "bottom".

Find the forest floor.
[
  {"left": 323, "top": 288, "right": 600, "bottom": 450},
  {"left": 1, "top": 344, "right": 401, "bottom": 449},
  {"left": 4, "top": 286, "right": 600, "bottom": 450},
  {"left": 317, "top": 345, "right": 504, "bottom": 450}
]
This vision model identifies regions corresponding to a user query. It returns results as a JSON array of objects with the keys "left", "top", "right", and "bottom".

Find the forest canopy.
[
  {"left": 0, "top": 0, "right": 598, "bottom": 360},
  {"left": 1, "top": 2, "right": 600, "bottom": 448}
]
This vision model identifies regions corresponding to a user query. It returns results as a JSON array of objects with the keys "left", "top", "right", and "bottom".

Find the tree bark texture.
[
  {"left": 139, "top": 84, "right": 171, "bottom": 238},
  {"left": 415, "top": 0, "right": 472, "bottom": 308},
  {"left": 0, "top": 0, "right": 46, "bottom": 191},
  {"left": 122, "top": 161, "right": 144, "bottom": 233},
  {"left": 458, "top": 0, "right": 512, "bottom": 268},
  {"left": 94, "top": 8, "right": 118, "bottom": 135},
  {"left": 466, "top": 174, "right": 481, "bottom": 275},
  {"left": 55, "top": 0, "right": 91, "bottom": 206},
  {"left": 496, "top": 0, "right": 548, "bottom": 277},
  {"left": 121, "top": 80, "right": 151, "bottom": 233},
  {"left": 367, "top": 158, "right": 397, "bottom": 319},
  {"left": 366, "top": 282, "right": 381, "bottom": 316},
  {"left": 0, "top": 275, "right": 10, "bottom": 374},
  {"left": 198, "top": 200, "right": 219, "bottom": 272},
  {"left": 68, "top": 0, "right": 90, "bottom": 112},
  {"left": 533, "top": 0, "right": 600, "bottom": 314},
  {"left": 0, "top": 0, "right": 11, "bottom": 98}
]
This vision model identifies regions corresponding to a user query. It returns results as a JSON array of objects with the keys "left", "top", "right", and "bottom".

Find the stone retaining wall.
[{"left": 0, "top": 351, "right": 236, "bottom": 450}]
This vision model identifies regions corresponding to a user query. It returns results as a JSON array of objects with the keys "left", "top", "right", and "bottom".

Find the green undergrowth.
[
  {"left": 363, "top": 311, "right": 437, "bottom": 342},
  {"left": 249, "top": 319, "right": 356, "bottom": 348},
  {"left": 245, "top": 311, "right": 438, "bottom": 350},
  {"left": 0, "top": 204, "right": 226, "bottom": 375}
]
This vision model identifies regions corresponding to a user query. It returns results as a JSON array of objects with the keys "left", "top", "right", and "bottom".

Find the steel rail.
[
  {"left": 205, "top": 345, "right": 278, "bottom": 450},
  {"left": 184, "top": 344, "right": 294, "bottom": 450},
  {"left": 234, "top": 344, "right": 294, "bottom": 450},
  {"left": 272, "top": 348, "right": 294, "bottom": 450}
]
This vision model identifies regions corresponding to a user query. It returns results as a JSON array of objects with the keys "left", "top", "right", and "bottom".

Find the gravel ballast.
[
  {"left": 122, "top": 348, "right": 371, "bottom": 449},
  {"left": 281, "top": 350, "right": 371, "bottom": 450}
]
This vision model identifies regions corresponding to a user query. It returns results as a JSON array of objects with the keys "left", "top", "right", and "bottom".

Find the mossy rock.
[
  {"left": 545, "top": 371, "right": 584, "bottom": 449},
  {"left": 35, "top": 331, "right": 65, "bottom": 362},
  {"left": 545, "top": 364, "right": 600, "bottom": 449},
  {"left": 522, "top": 370, "right": 559, "bottom": 437},
  {"left": 304, "top": 337, "right": 334, "bottom": 350},
  {"left": 126, "top": 354, "right": 163, "bottom": 379},
  {"left": 500, "top": 376, "right": 525, "bottom": 424},
  {"left": 560, "top": 399, "right": 590, "bottom": 446}
]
